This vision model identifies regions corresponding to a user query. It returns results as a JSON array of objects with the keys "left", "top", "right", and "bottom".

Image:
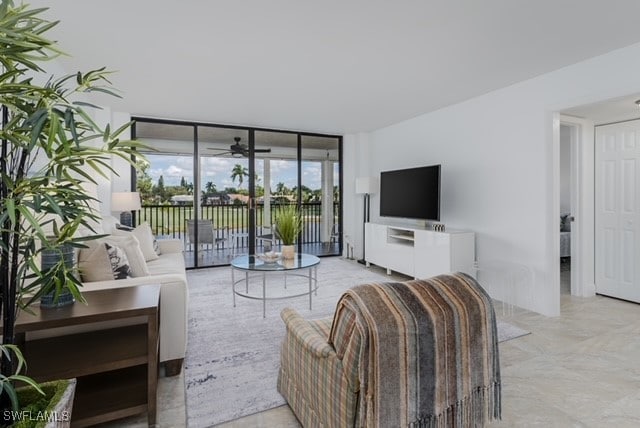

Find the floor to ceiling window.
[{"left": 132, "top": 118, "right": 342, "bottom": 268}]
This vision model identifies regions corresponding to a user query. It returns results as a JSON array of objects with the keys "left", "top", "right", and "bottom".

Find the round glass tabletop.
[{"left": 231, "top": 253, "right": 320, "bottom": 271}]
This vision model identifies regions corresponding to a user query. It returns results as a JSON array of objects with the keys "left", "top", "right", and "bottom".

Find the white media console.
[{"left": 365, "top": 223, "right": 475, "bottom": 279}]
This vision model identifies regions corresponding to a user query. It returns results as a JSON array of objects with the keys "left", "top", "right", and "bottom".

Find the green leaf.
[
  {"left": 3, "top": 383, "right": 19, "bottom": 411},
  {"left": 17, "top": 205, "right": 45, "bottom": 236},
  {"left": 103, "top": 123, "right": 111, "bottom": 142},
  {"left": 10, "top": 375, "right": 44, "bottom": 395},
  {"left": 5, "top": 198, "right": 16, "bottom": 225}
]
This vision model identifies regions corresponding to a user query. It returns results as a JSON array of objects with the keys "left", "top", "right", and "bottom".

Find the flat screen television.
[{"left": 379, "top": 165, "right": 441, "bottom": 221}]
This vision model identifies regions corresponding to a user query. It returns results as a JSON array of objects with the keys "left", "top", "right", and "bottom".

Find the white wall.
[
  {"left": 92, "top": 108, "right": 133, "bottom": 216},
  {"left": 344, "top": 41, "right": 640, "bottom": 316},
  {"left": 342, "top": 132, "right": 372, "bottom": 260}
]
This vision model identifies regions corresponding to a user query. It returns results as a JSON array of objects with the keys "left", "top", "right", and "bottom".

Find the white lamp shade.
[
  {"left": 355, "top": 177, "right": 378, "bottom": 195},
  {"left": 111, "top": 192, "right": 141, "bottom": 211}
]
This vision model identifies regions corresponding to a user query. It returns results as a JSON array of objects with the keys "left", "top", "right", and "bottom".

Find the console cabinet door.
[
  {"left": 414, "top": 231, "right": 451, "bottom": 279},
  {"left": 365, "top": 223, "right": 386, "bottom": 265}
]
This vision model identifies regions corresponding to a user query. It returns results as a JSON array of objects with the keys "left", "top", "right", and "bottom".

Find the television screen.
[{"left": 379, "top": 165, "right": 440, "bottom": 221}]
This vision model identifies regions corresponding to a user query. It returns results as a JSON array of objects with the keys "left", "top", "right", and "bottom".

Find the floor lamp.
[
  {"left": 111, "top": 192, "right": 141, "bottom": 227},
  {"left": 356, "top": 177, "right": 378, "bottom": 265}
]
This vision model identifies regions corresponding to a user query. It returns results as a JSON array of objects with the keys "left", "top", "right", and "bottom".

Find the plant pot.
[
  {"left": 281, "top": 245, "right": 295, "bottom": 260},
  {"left": 282, "top": 258, "right": 295, "bottom": 269},
  {"left": 14, "top": 378, "right": 76, "bottom": 427},
  {"left": 40, "top": 243, "right": 76, "bottom": 308}
]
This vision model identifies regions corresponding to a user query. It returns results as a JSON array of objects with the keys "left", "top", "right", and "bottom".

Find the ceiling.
[
  {"left": 135, "top": 122, "right": 339, "bottom": 149},
  {"left": 28, "top": 0, "right": 640, "bottom": 134},
  {"left": 562, "top": 93, "right": 640, "bottom": 125}
]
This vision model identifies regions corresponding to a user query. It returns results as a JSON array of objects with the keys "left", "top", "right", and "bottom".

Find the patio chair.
[
  {"left": 229, "top": 229, "right": 249, "bottom": 256},
  {"left": 255, "top": 225, "right": 275, "bottom": 252},
  {"left": 186, "top": 220, "right": 227, "bottom": 252},
  {"left": 329, "top": 222, "right": 339, "bottom": 246}
]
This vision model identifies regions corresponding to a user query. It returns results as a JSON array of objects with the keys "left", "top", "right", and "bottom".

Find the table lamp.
[{"left": 111, "top": 192, "right": 141, "bottom": 227}]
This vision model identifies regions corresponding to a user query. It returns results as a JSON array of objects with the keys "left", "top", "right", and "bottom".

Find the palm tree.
[
  {"left": 275, "top": 182, "right": 287, "bottom": 194},
  {"left": 205, "top": 181, "right": 216, "bottom": 193},
  {"left": 230, "top": 164, "right": 249, "bottom": 188}
]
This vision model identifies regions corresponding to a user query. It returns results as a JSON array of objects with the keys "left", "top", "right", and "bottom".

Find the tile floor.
[{"left": 111, "top": 260, "right": 640, "bottom": 427}]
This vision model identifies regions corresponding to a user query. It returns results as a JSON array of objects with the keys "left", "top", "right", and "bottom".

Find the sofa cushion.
[
  {"left": 113, "top": 222, "right": 159, "bottom": 262},
  {"left": 79, "top": 235, "right": 149, "bottom": 279},
  {"left": 78, "top": 242, "right": 113, "bottom": 282},
  {"left": 146, "top": 252, "right": 186, "bottom": 276},
  {"left": 103, "top": 234, "right": 150, "bottom": 277}
]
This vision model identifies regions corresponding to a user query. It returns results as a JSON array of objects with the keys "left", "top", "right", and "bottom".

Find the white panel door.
[{"left": 595, "top": 121, "right": 640, "bottom": 302}]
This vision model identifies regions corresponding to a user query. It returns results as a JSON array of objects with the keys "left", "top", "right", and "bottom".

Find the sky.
[{"left": 145, "top": 154, "right": 338, "bottom": 192}]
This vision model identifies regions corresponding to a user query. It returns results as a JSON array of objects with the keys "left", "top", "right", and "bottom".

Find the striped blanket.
[{"left": 329, "top": 273, "right": 501, "bottom": 427}]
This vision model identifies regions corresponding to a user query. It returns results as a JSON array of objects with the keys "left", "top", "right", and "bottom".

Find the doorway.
[
  {"left": 556, "top": 115, "right": 593, "bottom": 302},
  {"left": 559, "top": 124, "right": 573, "bottom": 295},
  {"left": 558, "top": 94, "right": 640, "bottom": 303}
]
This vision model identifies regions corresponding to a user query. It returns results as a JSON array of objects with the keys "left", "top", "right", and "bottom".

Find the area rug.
[
  {"left": 497, "top": 318, "right": 530, "bottom": 342},
  {"left": 184, "top": 258, "right": 529, "bottom": 427}
]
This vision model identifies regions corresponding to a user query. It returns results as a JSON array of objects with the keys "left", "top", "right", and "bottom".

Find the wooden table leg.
[{"left": 147, "top": 307, "right": 159, "bottom": 426}]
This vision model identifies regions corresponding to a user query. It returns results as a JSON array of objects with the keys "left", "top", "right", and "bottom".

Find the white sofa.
[{"left": 81, "top": 237, "right": 188, "bottom": 375}]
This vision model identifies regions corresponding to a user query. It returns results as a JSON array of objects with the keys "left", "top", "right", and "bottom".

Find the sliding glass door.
[
  {"left": 132, "top": 118, "right": 342, "bottom": 269},
  {"left": 300, "top": 135, "right": 340, "bottom": 255},
  {"left": 132, "top": 121, "right": 204, "bottom": 266}
]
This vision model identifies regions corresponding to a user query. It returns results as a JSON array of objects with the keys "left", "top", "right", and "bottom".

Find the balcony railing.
[{"left": 135, "top": 202, "right": 339, "bottom": 249}]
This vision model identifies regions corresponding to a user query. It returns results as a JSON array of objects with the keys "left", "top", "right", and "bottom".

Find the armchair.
[{"left": 277, "top": 273, "right": 501, "bottom": 427}]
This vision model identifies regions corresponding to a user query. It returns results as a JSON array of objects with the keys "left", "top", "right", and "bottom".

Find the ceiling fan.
[{"left": 207, "top": 137, "right": 271, "bottom": 157}]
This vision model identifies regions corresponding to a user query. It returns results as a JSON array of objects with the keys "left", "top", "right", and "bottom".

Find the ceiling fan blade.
[
  {"left": 207, "top": 151, "right": 234, "bottom": 156},
  {"left": 254, "top": 149, "right": 271, "bottom": 153}
]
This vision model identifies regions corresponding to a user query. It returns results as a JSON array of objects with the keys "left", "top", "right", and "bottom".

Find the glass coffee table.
[{"left": 231, "top": 253, "right": 320, "bottom": 318}]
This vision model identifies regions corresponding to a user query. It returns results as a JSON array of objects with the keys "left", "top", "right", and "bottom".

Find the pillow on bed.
[{"left": 560, "top": 214, "right": 571, "bottom": 232}]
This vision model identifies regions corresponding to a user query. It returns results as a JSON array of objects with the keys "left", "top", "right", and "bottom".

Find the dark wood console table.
[{"left": 16, "top": 285, "right": 160, "bottom": 427}]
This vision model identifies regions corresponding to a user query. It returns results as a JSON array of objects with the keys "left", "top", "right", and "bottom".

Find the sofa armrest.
[
  {"left": 157, "top": 239, "right": 183, "bottom": 254},
  {"left": 281, "top": 308, "right": 335, "bottom": 358}
]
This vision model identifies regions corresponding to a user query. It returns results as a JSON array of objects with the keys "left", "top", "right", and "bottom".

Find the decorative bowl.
[{"left": 257, "top": 252, "right": 280, "bottom": 263}]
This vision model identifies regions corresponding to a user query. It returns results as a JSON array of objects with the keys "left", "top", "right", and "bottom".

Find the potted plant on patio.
[
  {"left": 275, "top": 205, "right": 302, "bottom": 260},
  {"left": 0, "top": 1, "right": 142, "bottom": 423}
]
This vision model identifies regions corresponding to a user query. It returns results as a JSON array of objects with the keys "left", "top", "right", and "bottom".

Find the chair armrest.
[
  {"left": 281, "top": 308, "right": 335, "bottom": 358},
  {"left": 158, "top": 239, "right": 183, "bottom": 254}
]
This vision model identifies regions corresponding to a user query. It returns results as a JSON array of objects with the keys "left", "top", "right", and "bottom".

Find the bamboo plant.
[{"left": 0, "top": 0, "right": 143, "bottom": 414}]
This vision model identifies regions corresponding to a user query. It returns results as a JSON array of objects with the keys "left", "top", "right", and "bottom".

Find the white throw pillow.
[
  {"left": 78, "top": 241, "right": 113, "bottom": 282},
  {"left": 102, "top": 234, "right": 150, "bottom": 277},
  {"left": 113, "top": 222, "right": 159, "bottom": 262}
]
